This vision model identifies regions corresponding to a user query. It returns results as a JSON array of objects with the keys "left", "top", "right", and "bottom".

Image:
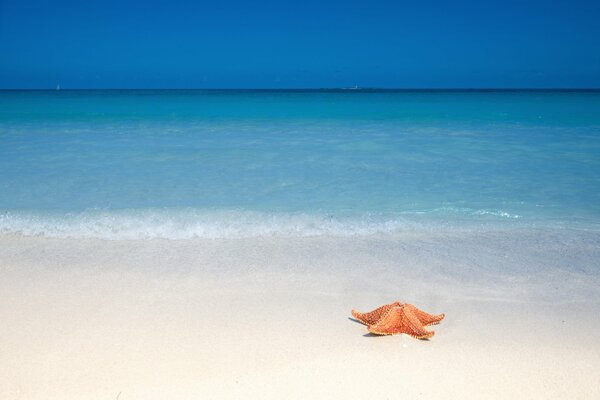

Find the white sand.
[{"left": 1, "top": 231, "right": 599, "bottom": 399}]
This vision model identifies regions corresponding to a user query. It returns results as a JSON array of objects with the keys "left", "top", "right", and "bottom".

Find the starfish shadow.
[
  {"left": 362, "top": 332, "right": 431, "bottom": 340},
  {"left": 350, "top": 317, "right": 429, "bottom": 340},
  {"left": 348, "top": 317, "right": 364, "bottom": 325}
]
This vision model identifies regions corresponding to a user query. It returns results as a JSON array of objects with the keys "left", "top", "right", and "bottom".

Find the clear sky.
[{"left": 1, "top": 0, "right": 599, "bottom": 89}]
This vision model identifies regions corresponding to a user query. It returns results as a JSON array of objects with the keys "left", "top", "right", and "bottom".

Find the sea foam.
[{"left": 0, "top": 208, "right": 530, "bottom": 240}]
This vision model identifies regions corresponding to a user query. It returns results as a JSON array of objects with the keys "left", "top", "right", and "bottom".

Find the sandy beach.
[{"left": 2, "top": 229, "right": 599, "bottom": 399}]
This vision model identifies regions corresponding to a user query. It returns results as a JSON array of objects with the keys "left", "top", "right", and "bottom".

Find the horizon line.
[{"left": 1, "top": 87, "right": 600, "bottom": 92}]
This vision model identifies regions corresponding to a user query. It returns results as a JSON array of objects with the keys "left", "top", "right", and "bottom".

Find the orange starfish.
[
  {"left": 351, "top": 301, "right": 403, "bottom": 326},
  {"left": 351, "top": 302, "right": 445, "bottom": 339}
]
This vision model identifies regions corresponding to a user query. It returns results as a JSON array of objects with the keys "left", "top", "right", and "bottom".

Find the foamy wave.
[
  {"left": 0, "top": 210, "right": 411, "bottom": 239},
  {"left": 472, "top": 209, "right": 521, "bottom": 219},
  {"left": 0, "top": 208, "right": 525, "bottom": 240}
]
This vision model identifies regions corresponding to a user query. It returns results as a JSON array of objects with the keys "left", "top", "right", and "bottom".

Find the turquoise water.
[{"left": 1, "top": 90, "right": 599, "bottom": 238}]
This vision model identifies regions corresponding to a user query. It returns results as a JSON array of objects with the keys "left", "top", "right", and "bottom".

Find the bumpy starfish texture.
[
  {"left": 351, "top": 302, "right": 445, "bottom": 339},
  {"left": 352, "top": 302, "right": 445, "bottom": 327},
  {"left": 367, "top": 304, "right": 434, "bottom": 339},
  {"left": 351, "top": 301, "right": 403, "bottom": 326},
  {"left": 405, "top": 303, "right": 445, "bottom": 326}
]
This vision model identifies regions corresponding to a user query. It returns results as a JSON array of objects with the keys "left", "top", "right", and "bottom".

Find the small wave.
[
  {"left": 472, "top": 209, "right": 521, "bottom": 219},
  {"left": 402, "top": 207, "right": 521, "bottom": 219},
  {"left": 0, "top": 209, "right": 410, "bottom": 239},
  {"left": 0, "top": 208, "right": 526, "bottom": 240}
]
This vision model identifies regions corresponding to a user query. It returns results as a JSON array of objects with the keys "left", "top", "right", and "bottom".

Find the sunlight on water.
[{"left": 1, "top": 90, "right": 599, "bottom": 238}]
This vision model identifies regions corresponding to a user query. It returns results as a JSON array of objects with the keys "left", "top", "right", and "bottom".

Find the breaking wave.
[{"left": 0, "top": 207, "right": 530, "bottom": 240}]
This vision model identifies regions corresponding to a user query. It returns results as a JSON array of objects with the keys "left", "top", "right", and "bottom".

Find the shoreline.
[{"left": 1, "top": 231, "right": 599, "bottom": 399}]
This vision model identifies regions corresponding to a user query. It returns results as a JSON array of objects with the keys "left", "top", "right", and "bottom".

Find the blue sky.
[{"left": 1, "top": 0, "right": 599, "bottom": 88}]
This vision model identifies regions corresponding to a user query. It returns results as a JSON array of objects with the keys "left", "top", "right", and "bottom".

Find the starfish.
[
  {"left": 351, "top": 301, "right": 403, "bottom": 326},
  {"left": 351, "top": 302, "right": 445, "bottom": 339}
]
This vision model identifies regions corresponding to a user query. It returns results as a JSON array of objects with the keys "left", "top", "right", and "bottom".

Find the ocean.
[{"left": 1, "top": 89, "right": 599, "bottom": 239}]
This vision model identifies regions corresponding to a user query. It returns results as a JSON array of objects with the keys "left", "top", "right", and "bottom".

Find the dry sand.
[{"left": 1, "top": 231, "right": 599, "bottom": 399}]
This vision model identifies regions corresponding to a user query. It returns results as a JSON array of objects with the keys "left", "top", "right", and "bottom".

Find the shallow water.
[{"left": 1, "top": 90, "right": 599, "bottom": 238}]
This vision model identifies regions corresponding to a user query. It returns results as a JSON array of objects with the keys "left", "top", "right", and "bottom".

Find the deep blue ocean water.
[{"left": 1, "top": 90, "right": 599, "bottom": 238}]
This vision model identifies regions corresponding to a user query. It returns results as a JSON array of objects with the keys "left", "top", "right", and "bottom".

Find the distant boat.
[{"left": 56, "top": 84, "right": 61, "bottom": 91}]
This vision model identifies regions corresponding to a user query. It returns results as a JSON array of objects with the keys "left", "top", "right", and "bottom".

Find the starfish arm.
[
  {"left": 368, "top": 305, "right": 434, "bottom": 339},
  {"left": 404, "top": 303, "right": 445, "bottom": 326},
  {"left": 351, "top": 301, "right": 403, "bottom": 326}
]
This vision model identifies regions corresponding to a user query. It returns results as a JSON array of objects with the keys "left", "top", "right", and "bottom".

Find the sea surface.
[{"left": 1, "top": 90, "right": 599, "bottom": 239}]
